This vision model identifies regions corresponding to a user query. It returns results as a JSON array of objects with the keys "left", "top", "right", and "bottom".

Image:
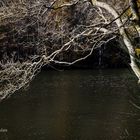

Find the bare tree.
[{"left": 0, "top": 0, "right": 140, "bottom": 100}]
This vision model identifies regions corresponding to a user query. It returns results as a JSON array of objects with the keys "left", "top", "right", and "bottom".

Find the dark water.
[{"left": 0, "top": 69, "right": 140, "bottom": 140}]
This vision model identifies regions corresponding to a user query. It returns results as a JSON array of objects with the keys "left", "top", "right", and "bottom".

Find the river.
[{"left": 0, "top": 69, "right": 140, "bottom": 140}]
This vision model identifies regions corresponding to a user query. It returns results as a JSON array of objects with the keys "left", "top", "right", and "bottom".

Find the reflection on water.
[{"left": 0, "top": 69, "right": 140, "bottom": 140}]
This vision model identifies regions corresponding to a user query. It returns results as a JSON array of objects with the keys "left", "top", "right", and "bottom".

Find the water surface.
[{"left": 0, "top": 69, "right": 140, "bottom": 140}]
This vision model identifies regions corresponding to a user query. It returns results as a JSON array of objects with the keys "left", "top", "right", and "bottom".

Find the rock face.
[{"left": 0, "top": 1, "right": 130, "bottom": 69}]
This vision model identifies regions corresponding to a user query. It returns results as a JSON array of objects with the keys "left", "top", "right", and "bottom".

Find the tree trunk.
[{"left": 91, "top": 0, "right": 140, "bottom": 82}]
